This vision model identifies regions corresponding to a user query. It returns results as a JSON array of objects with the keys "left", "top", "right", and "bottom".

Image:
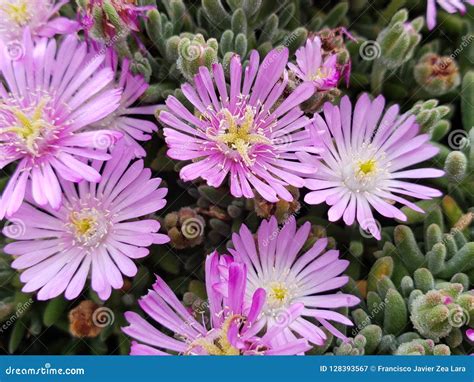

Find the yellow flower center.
[
  {"left": 2, "top": 98, "right": 52, "bottom": 155},
  {"left": 0, "top": 1, "right": 31, "bottom": 25},
  {"left": 309, "top": 67, "right": 329, "bottom": 81},
  {"left": 357, "top": 159, "right": 377, "bottom": 175},
  {"left": 271, "top": 286, "right": 288, "bottom": 302},
  {"left": 213, "top": 107, "right": 271, "bottom": 166},
  {"left": 267, "top": 282, "right": 290, "bottom": 309},
  {"left": 67, "top": 207, "right": 110, "bottom": 248},
  {"left": 72, "top": 216, "right": 96, "bottom": 236},
  {"left": 186, "top": 314, "right": 242, "bottom": 355}
]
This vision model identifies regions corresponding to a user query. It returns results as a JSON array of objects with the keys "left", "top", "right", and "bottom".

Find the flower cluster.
[
  {"left": 123, "top": 217, "right": 359, "bottom": 355},
  {"left": 1, "top": 0, "right": 471, "bottom": 357},
  {"left": 0, "top": 24, "right": 163, "bottom": 299}
]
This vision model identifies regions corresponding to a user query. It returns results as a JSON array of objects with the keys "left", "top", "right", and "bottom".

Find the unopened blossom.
[
  {"left": 0, "top": 31, "right": 123, "bottom": 218},
  {"left": 2, "top": 143, "right": 169, "bottom": 300},
  {"left": 304, "top": 94, "right": 444, "bottom": 239},
  {"left": 160, "top": 47, "right": 319, "bottom": 203},
  {"left": 123, "top": 252, "right": 311, "bottom": 355}
]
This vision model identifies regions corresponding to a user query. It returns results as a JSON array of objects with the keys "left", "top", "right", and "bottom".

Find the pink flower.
[
  {"left": 426, "top": 0, "right": 474, "bottom": 30},
  {"left": 88, "top": 47, "right": 158, "bottom": 157},
  {"left": 2, "top": 142, "right": 169, "bottom": 300},
  {"left": 467, "top": 329, "right": 474, "bottom": 342},
  {"left": 159, "top": 48, "right": 319, "bottom": 203},
  {"left": 304, "top": 94, "right": 444, "bottom": 240},
  {"left": 0, "top": 31, "right": 123, "bottom": 218},
  {"left": 214, "top": 216, "right": 359, "bottom": 346},
  {"left": 122, "top": 252, "right": 311, "bottom": 355},
  {"left": 288, "top": 37, "right": 341, "bottom": 90},
  {"left": 0, "top": 0, "right": 78, "bottom": 42}
]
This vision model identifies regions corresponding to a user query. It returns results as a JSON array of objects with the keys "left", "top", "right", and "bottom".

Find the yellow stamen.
[
  {"left": 186, "top": 314, "right": 242, "bottom": 355},
  {"left": 213, "top": 107, "right": 271, "bottom": 166},
  {"left": 70, "top": 213, "right": 97, "bottom": 237},
  {"left": 2, "top": 98, "right": 51, "bottom": 155},
  {"left": 0, "top": 1, "right": 31, "bottom": 25},
  {"left": 357, "top": 159, "right": 377, "bottom": 175},
  {"left": 309, "top": 67, "right": 332, "bottom": 82},
  {"left": 271, "top": 286, "right": 288, "bottom": 302},
  {"left": 267, "top": 282, "right": 289, "bottom": 308}
]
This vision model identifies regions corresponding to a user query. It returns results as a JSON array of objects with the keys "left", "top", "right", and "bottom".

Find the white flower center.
[{"left": 267, "top": 282, "right": 292, "bottom": 309}]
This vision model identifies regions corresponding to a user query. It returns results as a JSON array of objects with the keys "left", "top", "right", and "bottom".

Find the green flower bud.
[
  {"left": 410, "top": 99, "right": 450, "bottom": 138},
  {"left": 376, "top": 10, "right": 422, "bottom": 70},
  {"left": 410, "top": 285, "right": 473, "bottom": 342},
  {"left": 444, "top": 151, "right": 468, "bottom": 183},
  {"left": 395, "top": 339, "right": 451, "bottom": 355},
  {"left": 130, "top": 52, "right": 152, "bottom": 82},
  {"left": 176, "top": 34, "right": 218, "bottom": 81}
]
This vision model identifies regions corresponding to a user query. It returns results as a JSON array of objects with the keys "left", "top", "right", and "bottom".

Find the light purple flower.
[
  {"left": 2, "top": 142, "right": 169, "bottom": 301},
  {"left": 216, "top": 216, "right": 359, "bottom": 347},
  {"left": 288, "top": 37, "right": 341, "bottom": 91},
  {"left": 122, "top": 251, "right": 311, "bottom": 355},
  {"left": 426, "top": 0, "right": 474, "bottom": 30},
  {"left": 159, "top": 47, "right": 320, "bottom": 203},
  {"left": 88, "top": 48, "right": 157, "bottom": 158},
  {"left": 0, "top": 31, "right": 123, "bottom": 218},
  {"left": 304, "top": 94, "right": 444, "bottom": 240},
  {"left": 0, "top": 0, "right": 78, "bottom": 42}
]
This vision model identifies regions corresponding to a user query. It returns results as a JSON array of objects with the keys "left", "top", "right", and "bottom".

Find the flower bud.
[
  {"left": 164, "top": 207, "right": 206, "bottom": 249},
  {"left": 414, "top": 53, "right": 461, "bottom": 96},
  {"left": 410, "top": 99, "right": 450, "bottom": 138},
  {"left": 376, "top": 10, "right": 422, "bottom": 70},
  {"left": 444, "top": 151, "right": 467, "bottom": 183},
  {"left": 176, "top": 34, "right": 218, "bottom": 81},
  {"left": 68, "top": 300, "right": 102, "bottom": 338}
]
